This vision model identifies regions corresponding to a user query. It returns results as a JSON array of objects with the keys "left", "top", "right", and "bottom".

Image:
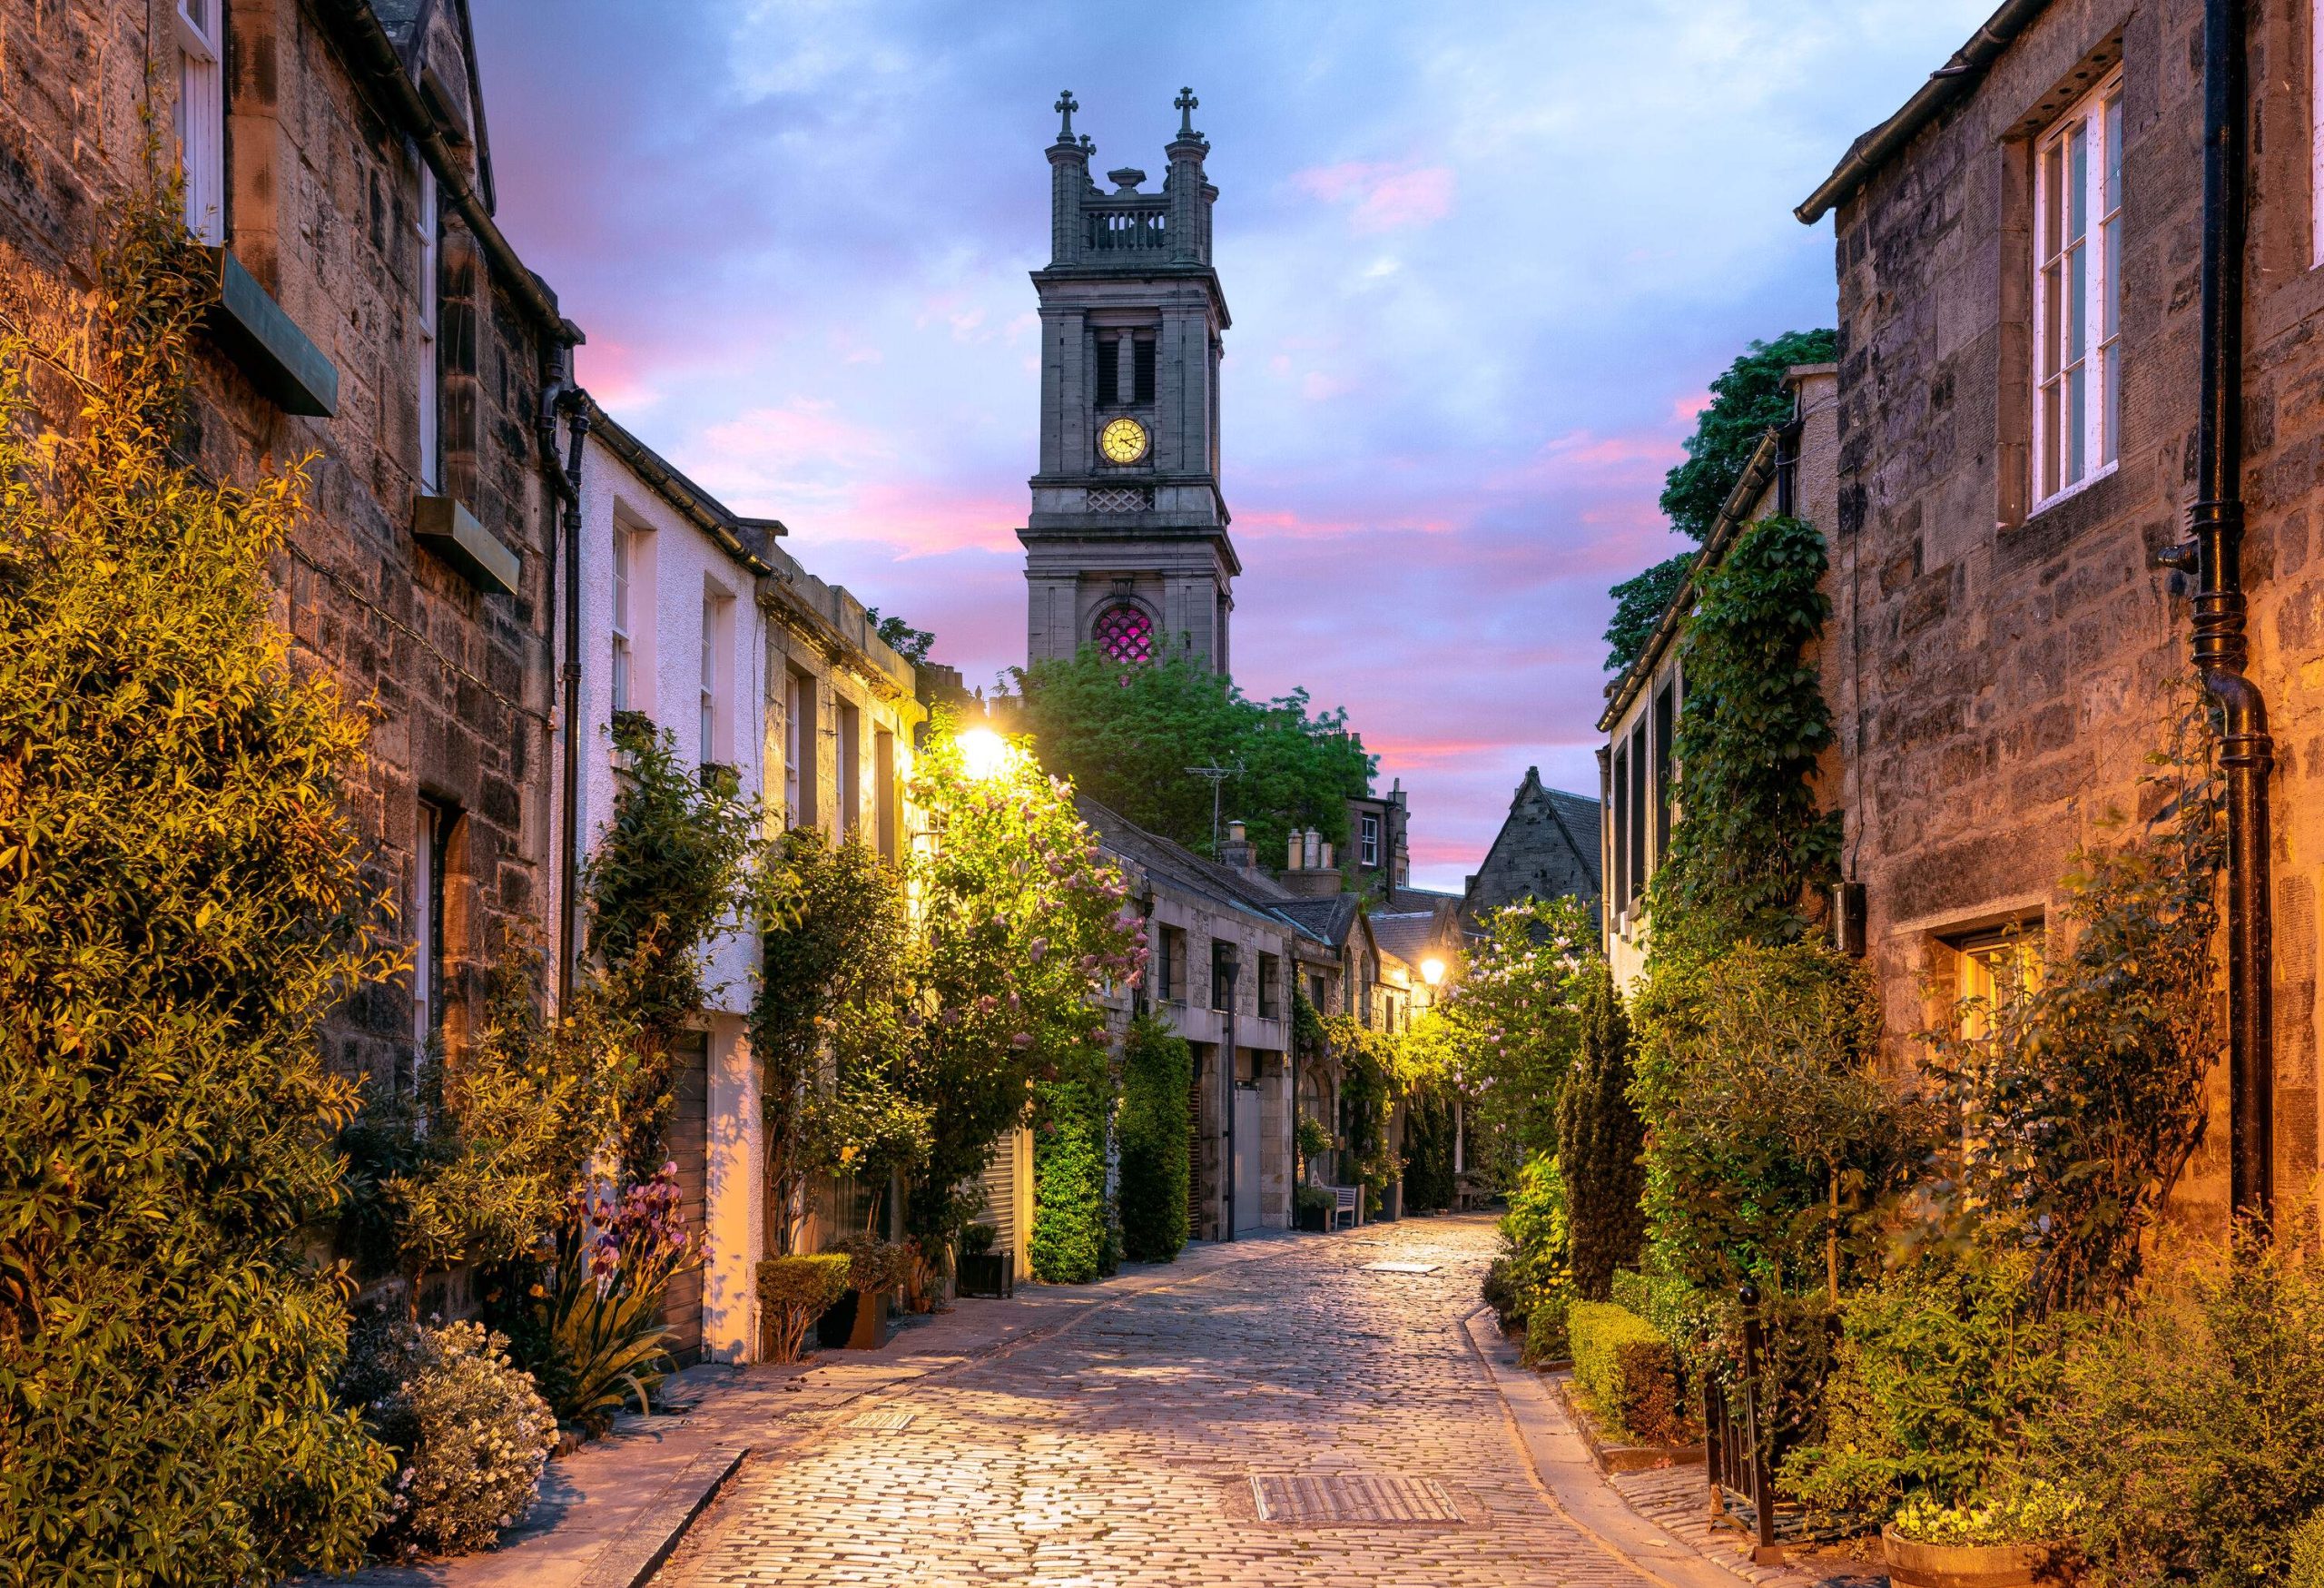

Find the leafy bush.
[
  {"left": 1118, "top": 1016, "right": 1192, "bottom": 1262},
  {"left": 1295, "top": 1184, "right": 1334, "bottom": 1220},
  {"left": 1484, "top": 1155, "right": 1572, "bottom": 1333},
  {"left": 1779, "top": 1255, "right": 2067, "bottom": 1530},
  {"left": 0, "top": 185, "right": 395, "bottom": 1580},
  {"left": 757, "top": 1255, "right": 852, "bottom": 1364},
  {"left": 1919, "top": 710, "right": 2221, "bottom": 1317},
  {"left": 2037, "top": 1232, "right": 2324, "bottom": 1588},
  {"left": 2292, "top": 1513, "right": 2324, "bottom": 1588},
  {"left": 1522, "top": 1293, "right": 1573, "bottom": 1366},
  {"left": 1029, "top": 1074, "right": 1108, "bottom": 1283},
  {"left": 1435, "top": 897, "right": 1593, "bottom": 1173},
  {"left": 1401, "top": 1079, "right": 1457, "bottom": 1212},
  {"left": 1295, "top": 1112, "right": 1334, "bottom": 1182},
  {"left": 827, "top": 1234, "right": 911, "bottom": 1294},
  {"left": 343, "top": 1317, "right": 556, "bottom": 1560},
  {"left": 1569, "top": 1302, "right": 1689, "bottom": 1446},
  {"left": 1560, "top": 961, "right": 1645, "bottom": 1298}
]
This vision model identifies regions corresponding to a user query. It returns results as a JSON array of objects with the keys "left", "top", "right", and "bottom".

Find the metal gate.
[{"left": 1702, "top": 1284, "right": 1784, "bottom": 1565}]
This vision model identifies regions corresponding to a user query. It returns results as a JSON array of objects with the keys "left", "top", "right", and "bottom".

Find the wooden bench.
[{"left": 1327, "top": 1184, "right": 1363, "bottom": 1230}]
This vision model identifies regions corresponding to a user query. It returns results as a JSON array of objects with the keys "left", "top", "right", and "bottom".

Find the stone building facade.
[
  {"left": 1796, "top": 0, "right": 2324, "bottom": 1225},
  {"left": 1595, "top": 366, "right": 1840, "bottom": 987},
  {"left": 1019, "top": 90, "right": 1236, "bottom": 675},
  {"left": 1462, "top": 768, "right": 1605, "bottom": 938},
  {"left": 1, "top": 0, "right": 575, "bottom": 1095}
]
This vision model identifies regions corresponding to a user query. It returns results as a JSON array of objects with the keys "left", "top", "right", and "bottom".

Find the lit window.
[
  {"left": 610, "top": 526, "right": 633, "bottom": 714},
  {"left": 173, "top": 1, "right": 224, "bottom": 243},
  {"left": 1953, "top": 928, "right": 2043, "bottom": 1040},
  {"left": 416, "top": 163, "right": 440, "bottom": 492},
  {"left": 2033, "top": 72, "right": 2123, "bottom": 508},
  {"left": 1092, "top": 602, "right": 1155, "bottom": 665}
]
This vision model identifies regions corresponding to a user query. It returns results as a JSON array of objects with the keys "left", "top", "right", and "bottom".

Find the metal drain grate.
[
  {"left": 840, "top": 1408, "right": 916, "bottom": 1430},
  {"left": 1360, "top": 1261, "right": 1441, "bottom": 1274},
  {"left": 1250, "top": 1473, "right": 1465, "bottom": 1525}
]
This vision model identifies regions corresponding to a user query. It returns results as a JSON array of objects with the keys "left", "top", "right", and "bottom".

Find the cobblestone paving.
[{"left": 655, "top": 1217, "right": 1655, "bottom": 1587}]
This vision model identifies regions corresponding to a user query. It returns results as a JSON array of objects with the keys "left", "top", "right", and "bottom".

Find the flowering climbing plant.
[
  {"left": 899, "top": 715, "right": 1147, "bottom": 1253},
  {"left": 1436, "top": 894, "right": 1596, "bottom": 1174}
]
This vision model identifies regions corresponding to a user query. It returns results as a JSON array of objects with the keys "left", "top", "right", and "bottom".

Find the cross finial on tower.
[
  {"left": 1175, "top": 87, "right": 1199, "bottom": 136},
  {"left": 1054, "top": 90, "right": 1078, "bottom": 141}
]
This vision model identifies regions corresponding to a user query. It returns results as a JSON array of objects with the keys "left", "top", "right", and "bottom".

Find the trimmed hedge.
[
  {"left": 1118, "top": 1016, "right": 1191, "bottom": 1262},
  {"left": 758, "top": 1254, "right": 852, "bottom": 1363},
  {"left": 1522, "top": 1292, "right": 1572, "bottom": 1366},
  {"left": 1570, "top": 1301, "right": 1689, "bottom": 1446}
]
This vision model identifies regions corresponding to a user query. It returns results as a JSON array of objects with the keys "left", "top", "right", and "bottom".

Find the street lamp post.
[{"left": 1220, "top": 952, "right": 1240, "bottom": 1243}]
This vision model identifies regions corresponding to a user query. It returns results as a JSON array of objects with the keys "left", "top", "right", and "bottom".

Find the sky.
[{"left": 469, "top": 0, "right": 1993, "bottom": 892}]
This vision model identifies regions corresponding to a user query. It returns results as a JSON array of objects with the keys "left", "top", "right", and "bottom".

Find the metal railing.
[{"left": 1702, "top": 1283, "right": 1785, "bottom": 1565}]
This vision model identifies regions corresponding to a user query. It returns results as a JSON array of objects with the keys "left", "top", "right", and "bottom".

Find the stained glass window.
[{"left": 1093, "top": 603, "right": 1155, "bottom": 665}]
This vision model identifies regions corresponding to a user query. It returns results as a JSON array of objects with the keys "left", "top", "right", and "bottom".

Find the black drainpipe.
[
  {"left": 556, "top": 393, "right": 592, "bottom": 1011},
  {"left": 2167, "top": 0, "right": 2271, "bottom": 1224}
]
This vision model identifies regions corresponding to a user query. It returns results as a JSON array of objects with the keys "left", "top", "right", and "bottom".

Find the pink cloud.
[
  {"left": 1670, "top": 390, "right": 1711, "bottom": 424},
  {"left": 1291, "top": 162, "right": 1457, "bottom": 232}
]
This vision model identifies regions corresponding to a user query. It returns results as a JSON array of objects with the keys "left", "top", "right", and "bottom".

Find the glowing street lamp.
[
  {"left": 956, "top": 726, "right": 1011, "bottom": 782},
  {"left": 1421, "top": 957, "right": 1445, "bottom": 988}
]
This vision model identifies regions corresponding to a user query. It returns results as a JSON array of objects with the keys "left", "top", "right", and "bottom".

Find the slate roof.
[
  {"left": 1271, "top": 894, "right": 1361, "bottom": 951},
  {"left": 1542, "top": 788, "right": 1604, "bottom": 895},
  {"left": 1077, "top": 798, "right": 1295, "bottom": 934},
  {"left": 1367, "top": 911, "right": 1450, "bottom": 968}
]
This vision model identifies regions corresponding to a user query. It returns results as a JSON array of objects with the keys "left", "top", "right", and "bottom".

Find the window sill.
[
  {"left": 413, "top": 495, "right": 520, "bottom": 597},
  {"left": 2026, "top": 460, "right": 2119, "bottom": 523},
  {"left": 204, "top": 247, "right": 339, "bottom": 417}
]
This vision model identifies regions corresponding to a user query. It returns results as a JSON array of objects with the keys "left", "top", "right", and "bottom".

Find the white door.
[{"left": 1232, "top": 1083, "right": 1261, "bottom": 1233}]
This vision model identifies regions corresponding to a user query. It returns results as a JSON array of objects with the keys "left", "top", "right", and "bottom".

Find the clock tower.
[{"left": 1019, "top": 89, "right": 1236, "bottom": 675}]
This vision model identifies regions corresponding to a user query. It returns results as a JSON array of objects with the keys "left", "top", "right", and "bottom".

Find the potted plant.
[
  {"left": 1294, "top": 1183, "right": 1333, "bottom": 1233},
  {"left": 1882, "top": 1489, "right": 2079, "bottom": 1588},
  {"left": 819, "top": 1236, "right": 908, "bottom": 1350},
  {"left": 1295, "top": 1114, "right": 1334, "bottom": 1185},
  {"left": 956, "top": 1222, "right": 1014, "bottom": 1298}
]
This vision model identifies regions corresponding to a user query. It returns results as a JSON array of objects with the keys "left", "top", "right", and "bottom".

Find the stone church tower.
[{"left": 1019, "top": 90, "right": 1236, "bottom": 673}]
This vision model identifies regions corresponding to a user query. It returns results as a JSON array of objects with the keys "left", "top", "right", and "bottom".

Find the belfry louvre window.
[
  {"left": 1133, "top": 339, "right": 1156, "bottom": 403},
  {"left": 1095, "top": 338, "right": 1119, "bottom": 406},
  {"left": 2033, "top": 71, "right": 2123, "bottom": 507}
]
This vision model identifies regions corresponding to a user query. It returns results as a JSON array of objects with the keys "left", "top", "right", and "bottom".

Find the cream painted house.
[{"left": 566, "top": 404, "right": 926, "bottom": 1363}]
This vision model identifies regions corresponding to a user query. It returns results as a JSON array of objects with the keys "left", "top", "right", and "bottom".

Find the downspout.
[
  {"left": 2166, "top": 0, "right": 2271, "bottom": 1224},
  {"left": 557, "top": 393, "right": 593, "bottom": 1012}
]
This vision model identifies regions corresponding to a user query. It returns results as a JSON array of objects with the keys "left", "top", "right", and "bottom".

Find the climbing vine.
[{"left": 1651, "top": 515, "right": 1839, "bottom": 952}]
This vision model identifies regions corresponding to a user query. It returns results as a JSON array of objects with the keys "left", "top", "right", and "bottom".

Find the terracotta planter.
[{"left": 1883, "top": 1526, "right": 2073, "bottom": 1588}]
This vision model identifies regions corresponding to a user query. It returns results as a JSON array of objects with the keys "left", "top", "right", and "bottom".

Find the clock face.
[{"left": 1098, "top": 416, "right": 1149, "bottom": 465}]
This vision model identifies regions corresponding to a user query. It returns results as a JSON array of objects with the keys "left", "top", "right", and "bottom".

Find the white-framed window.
[
  {"left": 1360, "top": 812, "right": 1381, "bottom": 868},
  {"left": 2033, "top": 71, "right": 2123, "bottom": 509},
  {"left": 173, "top": 0, "right": 224, "bottom": 243},
  {"left": 836, "top": 699, "right": 862, "bottom": 835},
  {"left": 783, "top": 667, "right": 815, "bottom": 828},
  {"left": 416, "top": 163, "right": 440, "bottom": 492},
  {"left": 698, "top": 591, "right": 723, "bottom": 766},
  {"left": 610, "top": 525, "right": 634, "bottom": 714}
]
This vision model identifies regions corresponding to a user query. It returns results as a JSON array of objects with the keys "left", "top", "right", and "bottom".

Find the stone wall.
[
  {"left": 1827, "top": 0, "right": 2324, "bottom": 1225},
  {"left": 0, "top": 1, "right": 566, "bottom": 1096}
]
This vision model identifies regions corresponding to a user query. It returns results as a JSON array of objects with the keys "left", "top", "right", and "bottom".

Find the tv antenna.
[{"left": 1185, "top": 760, "right": 1243, "bottom": 855}]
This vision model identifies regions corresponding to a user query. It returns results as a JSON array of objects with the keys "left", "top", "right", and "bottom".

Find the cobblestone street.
[{"left": 655, "top": 1217, "right": 1656, "bottom": 1587}]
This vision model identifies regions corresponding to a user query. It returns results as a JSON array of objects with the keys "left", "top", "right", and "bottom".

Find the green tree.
[
  {"left": 898, "top": 718, "right": 1144, "bottom": 1258},
  {"left": 1436, "top": 896, "right": 1595, "bottom": 1173},
  {"left": 1559, "top": 961, "right": 1646, "bottom": 1299},
  {"left": 1012, "top": 648, "right": 1374, "bottom": 864},
  {"left": 1603, "top": 551, "right": 1693, "bottom": 674},
  {"left": 0, "top": 189, "right": 393, "bottom": 1578},
  {"left": 753, "top": 830, "right": 916, "bottom": 1255},
  {"left": 1117, "top": 1015, "right": 1191, "bottom": 1262},
  {"left": 1659, "top": 330, "right": 1837, "bottom": 541}
]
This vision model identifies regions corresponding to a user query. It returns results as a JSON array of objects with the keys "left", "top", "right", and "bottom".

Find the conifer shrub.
[
  {"left": 756, "top": 1255, "right": 852, "bottom": 1364},
  {"left": 340, "top": 1316, "right": 556, "bottom": 1560},
  {"left": 0, "top": 186, "right": 395, "bottom": 1577},
  {"left": 1118, "top": 1016, "right": 1191, "bottom": 1262},
  {"left": 1029, "top": 1075, "right": 1108, "bottom": 1283},
  {"left": 1559, "top": 962, "right": 1645, "bottom": 1299}
]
